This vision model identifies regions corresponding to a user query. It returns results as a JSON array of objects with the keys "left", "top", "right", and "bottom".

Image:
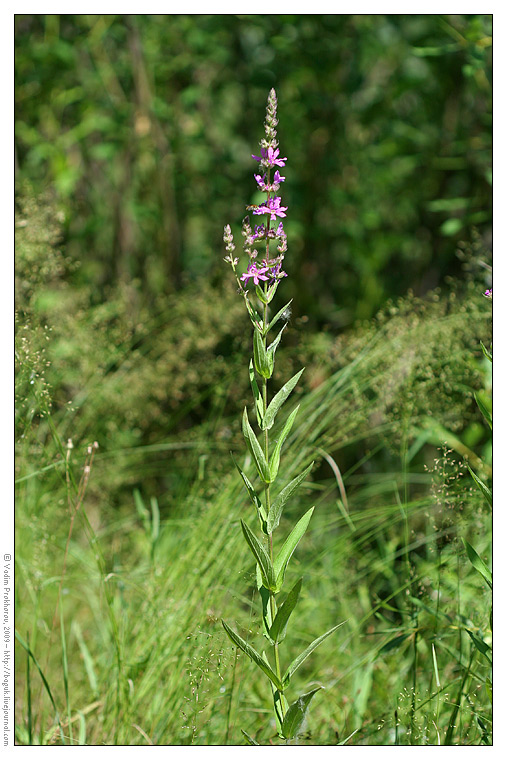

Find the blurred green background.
[
  {"left": 16, "top": 14, "right": 491, "bottom": 323},
  {"left": 15, "top": 13, "right": 492, "bottom": 471},
  {"left": 14, "top": 14, "right": 492, "bottom": 746}
]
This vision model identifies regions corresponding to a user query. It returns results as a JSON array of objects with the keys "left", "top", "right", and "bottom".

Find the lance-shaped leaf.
[
  {"left": 270, "top": 577, "right": 302, "bottom": 644},
  {"left": 281, "top": 687, "right": 323, "bottom": 740},
  {"left": 475, "top": 392, "right": 492, "bottom": 429},
  {"left": 258, "top": 573, "right": 274, "bottom": 642},
  {"left": 269, "top": 405, "right": 300, "bottom": 482},
  {"left": 282, "top": 621, "right": 346, "bottom": 687},
  {"left": 242, "top": 408, "right": 271, "bottom": 483},
  {"left": 268, "top": 462, "right": 314, "bottom": 534},
  {"left": 271, "top": 687, "right": 290, "bottom": 737},
  {"left": 273, "top": 507, "right": 314, "bottom": 592},
  {"left": 266, "top": 299, "right": 293, "bottom": 335},
  {"left": 467, "top": 464, "right": 492, "bottom": 508},
  {"left": 253, "top": 328, "right": 271, "bottom": 379},
  {"left": 480, "top": 341, "right": 492, "bottom": 362},
  {"left": 244, "top": 296, "right": 263, "bottom": 331},
  {"left": 462, "top": 538, "right": 492, "bottom": 589},
  {"left": 255, "top": 284, "right": 269, "bottom": 304},
  {"left": 221, "top": 620, "right": 283, "bottom": 691},
  {"left": 241, "top": 520, "right": 276, "bottom": 589},
  {"left": 465, "top": 629, "right": 492, "bottom": 665},
  {"left": 241, "top": 730, "right": 260, "bottom": 746},
  {"left": 266, "top": 279, "right": 280, "bottom": 304},
  {"left": 262, "top": 368, "right": 305, "bottom": 431},
  {"left": 249, "top": 360, "right": 264, "bottom": 428},
  {"left": 266, "top": 324, "right": 287, "bottom": 376},
  {"left": 233, "top": 456, "right": 268, "bottom": 533}
]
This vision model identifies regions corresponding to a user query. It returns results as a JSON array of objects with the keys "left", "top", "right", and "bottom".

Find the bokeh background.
[{"left": 15, "top": 14, "right": 492, "bottom": 746}]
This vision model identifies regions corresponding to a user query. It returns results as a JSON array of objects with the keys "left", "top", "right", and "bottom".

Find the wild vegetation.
[{"left": 15, "top": 14, "right": 491, "bottom": 745}]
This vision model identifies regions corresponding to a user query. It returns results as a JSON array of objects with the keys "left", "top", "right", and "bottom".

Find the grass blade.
[
  {"left": 15, "top": 630, "right": 65, "bottom": 743},
  {"left": 462, "top": 539, "right": 492, "bottom": 589},
  {"left": 467, "top": 464, "right": 492, "bottom": 507}
]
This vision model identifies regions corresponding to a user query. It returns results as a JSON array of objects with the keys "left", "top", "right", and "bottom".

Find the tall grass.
[{"left": 15, "top": 281, "right": 491, "bottom": 745}]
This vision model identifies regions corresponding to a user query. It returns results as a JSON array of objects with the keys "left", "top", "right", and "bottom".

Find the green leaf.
[
  {"left": 262, "top": 369, "right": 304, "bottom": 431},
  {"left": 337, "top": 729, "right": 360, "bottom": 745},
  {"left": 221, "top": 620, "right": 283, "bottom": 691},
  {"left": 241, "top": 520, "right": 275, "bottom": 590},
  {"left": 467, "top": 464, "right": 492, "bottom": 507},
  {"left": 269, "top": 405, "right": 299, "bottom": 482},
  {"left": 249, "top": 360, "right": 264, "bottom": 428},
  {"left": 462, "top": 539, "right": 492, "bottom": 589},
  {"left": 150, "top": 497, "right": 160, "bottom": 543},
  {"left": 270, "top": 577, "right": 302, "bottom": 643},
  {"left": 283, "top": 622, "right": 346, "bottom": 687},
  {"left": 281, "top": 687, "right": 323, "bottom": 739},
  {"left": 258, "top": 576, "right": 274, "bottom": 641},
  {"left": 480, "top": 341, "right": 492, "bottom": 363},
  {"left": 255, "top": 284, "right": 269, "bottom": 304},
  {"left": 266, "top": 279, "right": 280, "bottom": 304},
  {"left": 241, "top": 729, "right": 260, "bottom": 745},
  {"left": 233, "top": 456, "right": 268, "bottom": 532},
  {"left": 474, "top": 392, "right": 492, "bottom": 429},
  {"left": 268, "top": 462, "right": 314, "bottom": 534},
  {"left": 15, "top": 631, "right": 63, "bottom": 735},
  {"left": 244, "top": 297, "right": 263, "bottom": 331},
  {"left": 253, "top": 327, "right": 271, "bottom": 379},
  {"left": 266, "top": 324, "right": 287, "bottom": 376},
  {"left": 242, "top": 408, "right": 271, "bottom": 483},
  {"left": 267, "top": 299, "right": 292, "bottom": 334},
  {"left": 273, "top": 506, "right": 314, "bottom": 591},
  {"left": 272, "top": 688, "right": 290, "bottom": 736},
  {"left": 465, "top": 629, "right": 492, "bottom": 665}
]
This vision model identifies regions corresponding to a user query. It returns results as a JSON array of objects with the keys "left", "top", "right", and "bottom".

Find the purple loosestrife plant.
[{"left": 222, "top": 89, "right": 344, "bottom": 745}]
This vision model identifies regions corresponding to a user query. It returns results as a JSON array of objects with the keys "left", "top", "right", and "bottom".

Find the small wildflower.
[
  {"left": 483, "top": 289, "right": 492, "bottom": 299},
  {"left": 253, "top": 196, "right": 288, "bottom": 221},
  {"left": 252, "top": 146, "right": 288, "bottom": 169},
  {"left": 240, "top": 263, "right": 270, "bottom": 285}
]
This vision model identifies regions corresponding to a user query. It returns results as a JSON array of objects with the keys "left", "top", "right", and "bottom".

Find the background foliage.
[{"left": 15, "top": 14, "right": 492, "bottom": 745}]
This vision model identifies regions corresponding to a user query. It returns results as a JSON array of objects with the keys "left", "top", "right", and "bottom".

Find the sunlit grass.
[{"left": 15, "top": 282, "right": 491, "bottom": 745}]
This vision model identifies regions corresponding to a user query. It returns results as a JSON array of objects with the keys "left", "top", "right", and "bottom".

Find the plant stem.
[{"left": 262, "top": 297, "right": 285, "bottom": 719}]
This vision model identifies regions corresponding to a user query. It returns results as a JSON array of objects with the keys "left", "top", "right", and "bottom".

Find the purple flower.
[
  {"left": 484, "top": 289, "right": 492, "bottom": 299},
  {"left": 271, "top": 261, "right": 287, "bottom": 279},
  {"left": 273, "top": 170, "right": 285, "bottom": 183},
  {"left": 240, "top": 263, "right": 270, "bottom": 285},
  {"left": 252, "top": 146, "right": 288, "bottom": 168},
  {"left": 253, "top": 196, "right": 288, "bottom": 221}
]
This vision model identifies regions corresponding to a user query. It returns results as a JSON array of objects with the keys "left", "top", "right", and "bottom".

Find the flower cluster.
[{"left": 224, "top": 88, "right": 288, "bottom": 290}]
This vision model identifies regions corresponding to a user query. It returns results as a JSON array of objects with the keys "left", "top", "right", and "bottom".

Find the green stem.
[{"left": 262, "top": 296, "right": 285, "bottom": 721}]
